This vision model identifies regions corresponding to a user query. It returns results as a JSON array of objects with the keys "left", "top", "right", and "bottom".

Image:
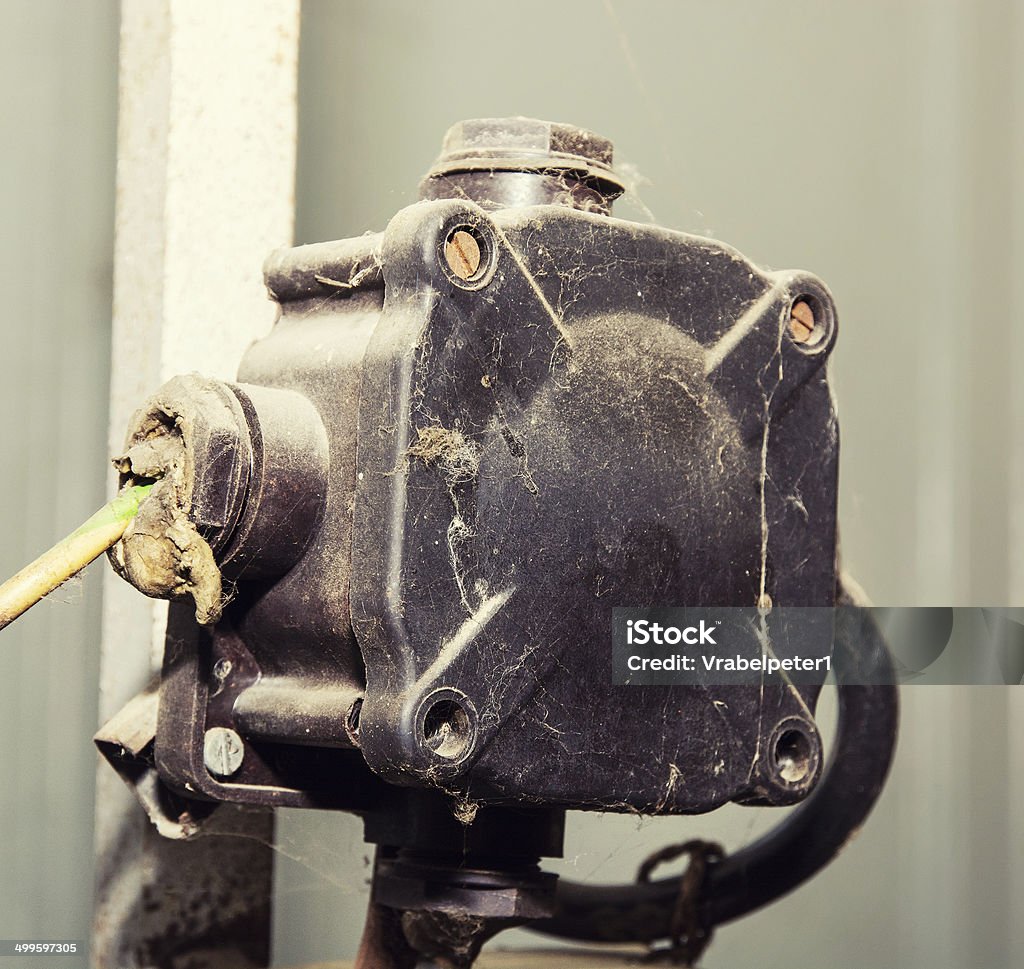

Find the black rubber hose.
[{"left": 531, "top": 604, "right": 899, "bottom": 943}]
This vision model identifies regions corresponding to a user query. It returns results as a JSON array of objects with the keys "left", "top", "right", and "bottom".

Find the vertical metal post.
[{"left": 93, "top": 2, "right": 300, "bottom": 966}]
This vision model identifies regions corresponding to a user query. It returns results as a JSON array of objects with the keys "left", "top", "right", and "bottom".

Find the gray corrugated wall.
[
  {"left": 0, "top": 0, "right": 118, "bottom": 951},
  {"left": 277, "top": 2, "right": 1024, "bottom": 966},
  {"left": 1, "top": 2, "right": 1022, "bottom": 968}
]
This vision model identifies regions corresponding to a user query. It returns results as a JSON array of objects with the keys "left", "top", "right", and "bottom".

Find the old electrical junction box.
[{"left": 98, "top": 118, "right": 897, "bottom": 965}]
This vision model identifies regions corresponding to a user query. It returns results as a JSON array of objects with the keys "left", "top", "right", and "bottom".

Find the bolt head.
[
  {"left": 788, "top": 300, "right": 817, "bottom": 344},
  {"left": 444, "top": 229, "right": 482, "bottom": 281},
  {"left": 203, "top": 726, "right": 245, "bottom": 779}
]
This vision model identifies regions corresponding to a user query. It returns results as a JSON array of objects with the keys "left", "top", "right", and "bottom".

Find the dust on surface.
[
  {"left": 108, "top": 391, "right": 223, "bottom": 626},
  {"left": 407, "top": 425, "right": 480, "bottom": 485}
]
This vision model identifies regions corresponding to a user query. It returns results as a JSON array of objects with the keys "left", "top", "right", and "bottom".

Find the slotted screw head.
[
  {"left": 789, "top": 300, "right": 816, "bottom": 344},
  {"left": 444, "top": 229, "right": 482, "bottom": 280},
  {"left": 203, "top": 726, "right": 245, "bottom": 778}
]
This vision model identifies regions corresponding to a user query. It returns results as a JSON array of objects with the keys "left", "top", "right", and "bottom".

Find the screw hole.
[
  {"left": 423, "top": 698, "right": 472, "bottom": 760},
  {"left": 773, "top": 728, "right": 813, "bottom": 784}
]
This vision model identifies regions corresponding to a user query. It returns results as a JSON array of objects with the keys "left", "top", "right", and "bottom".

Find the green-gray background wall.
[{"left": 2, "top": 2, "right": 1022, "bottom": 967}]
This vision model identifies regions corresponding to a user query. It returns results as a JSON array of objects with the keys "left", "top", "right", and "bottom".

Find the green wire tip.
[{"left": 71, "top": 483, "right": 154, "bottom": 539}]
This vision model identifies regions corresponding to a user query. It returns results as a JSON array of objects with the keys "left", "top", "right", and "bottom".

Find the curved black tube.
[{"left": 532, "top": 605, "right": 899, "bottom": 943}]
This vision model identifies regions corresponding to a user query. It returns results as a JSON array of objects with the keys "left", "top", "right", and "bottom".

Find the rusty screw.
[
  {"left": 203, "top": 726, "right": 245, "bottom": 779},
  {"left": 444, "top": 229, "right": 482, "bottom": 280},
  {"left": 788, "top": 300, "right": 816, "bottom": 344}
]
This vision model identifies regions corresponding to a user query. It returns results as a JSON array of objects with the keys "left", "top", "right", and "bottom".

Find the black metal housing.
[
  {"left": 141, "top": 196, "right": 840, "bottom": 819},
  {"left": 96, "top": 120, "right": 899, "bottom": 959}
]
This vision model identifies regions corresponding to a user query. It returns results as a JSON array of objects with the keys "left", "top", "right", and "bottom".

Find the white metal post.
[{"left": 94, "top": 2, "right": 300, "bottom": 966}]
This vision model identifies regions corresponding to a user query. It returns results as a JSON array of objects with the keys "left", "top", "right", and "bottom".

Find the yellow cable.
[{"left": 0, "top": 484, "right": 152, "bottom": 632}]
